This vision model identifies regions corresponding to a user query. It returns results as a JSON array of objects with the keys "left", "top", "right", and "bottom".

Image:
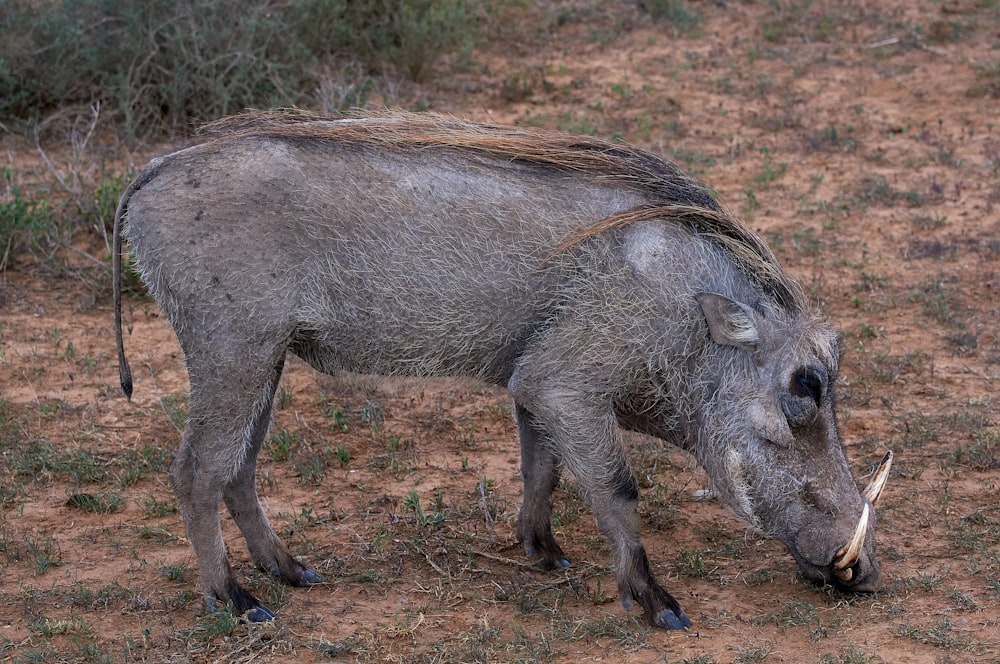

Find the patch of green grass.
[
  {"left": 910, "top": 214, "right": 948, "bottom": 231},
  {"left": 9, "top": 440, "right": 108, "bottom": 483},
  {"left": 137, "top": 525, "right": 177, "bottom": 543},
  {"left": 552, "top": 614, "right": 647, "bottom": 648},
  {"left": 325, "top": 404, "right": 350, "bottom": 432},
  {"left": 117, "top": 445, "right": 171, "bottom": 487},
  {"left": 753, "top": 146, "right": 787, "bottom": 188},
  {"left": 745, "top": 567, "right": 781, "bottom": 586},
  {"left": 951, "top": 507, "right": 1000, "bottom": 553},
  {"left": 178, "top": 608, "right": 242, "bottom": 643},
  {"left": 951, "top": 428, "right": 999, "bottom": 470},
  {"left": 140, "top": 494, "right": 176, "bottom": 517},
  {"left": 24, "top": 532, "right": 61, "bottom": 574},
  {"left": 314, "top": 635, "right": 369, "bottom": 660},
  {"left": 676, "top": 549, "right": 720, "bottom": 580},
  {"left": 865, "top": 350, "right": 928, "bottom": 385},
  {"left": 910, "top": 277, "right": 967, "bottom": 328},
  {"left": 159, "top": 562, "right": 187, "bottom": 582},
  {"left": 804, "top": 124, "right": 857, "bottom": 152},
  {"left": 66, "top": 490, "right": 124, "bottom": 514},
  {"left": 733, "top": 645, "right": 773, "bottom": 663},
  {"left": 754, "top": 597, "right": 823, "bottom": 634},
  {"left": 69, "top": 582, "right": 129, "bottom": 611},
  {"left": 275, "top": 385, "right": 293, "bottom": 410},
  {"left": 645, "top": 0, "right": 702, "bottom": 36},
  {"left": 891, "top": 410, "right": 941, "bottom": 449},
  {"left": 893, "top": 618, "right": 975, "bottom": 650},
  {"left": 555, "top": 111, "right": 598, "bottom": 136},
  {"left": 969, "top": 59, "right": 1000, "bottom": 97},
  {"left": 819, "top": 647, "right": 886, "bottom": 664},
  {"left": 948, "top": 587, "right": 977, "bottom": 610},
  {"left": 159, "top": 392, "right": 189, "bottom": 431}
]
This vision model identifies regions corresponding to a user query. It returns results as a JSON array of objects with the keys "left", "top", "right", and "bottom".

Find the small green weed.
[
  {"left": 269, "top": 429, "right": 295, "bottom": 462},
  {"left": 294, "top": 454, "right": 326, "bottom": 485},
  {"left": 753, "top": 146, "right": 787, "bottom": 188},
  {"left": 140, "top": 495, "right": 176, "bottom": 517},
  {"left": 160, "top": 563, "right": 187, "bottom": 582},
  {"left": 676, "top": 549, "right": 720, "bottom": 580},
  {"left": 403, "top": 490, "right": 447, "bottom": 529}
]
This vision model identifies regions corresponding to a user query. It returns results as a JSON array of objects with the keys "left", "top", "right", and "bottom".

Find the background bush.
[{"left": 0, "top": 0, "right": 485, "bottom": 139}]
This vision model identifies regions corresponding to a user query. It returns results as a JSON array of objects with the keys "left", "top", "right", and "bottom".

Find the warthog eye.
[{"left": 790, "top": 365, "right": 826, "bottom": 406}]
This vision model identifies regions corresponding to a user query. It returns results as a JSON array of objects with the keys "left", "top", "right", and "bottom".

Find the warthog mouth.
[{"left": 790, "top": 451, "right": 893, "bottom": 591}]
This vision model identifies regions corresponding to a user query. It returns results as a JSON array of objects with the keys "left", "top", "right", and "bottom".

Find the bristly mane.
[{"left": 201, "top": 109, "right": 806, "bottom": 312}]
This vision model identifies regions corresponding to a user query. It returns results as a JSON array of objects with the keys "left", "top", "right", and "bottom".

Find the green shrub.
[
  {"left": 0, "top": 167, "right": 52, "bottom": 269},
  {"left": 0, "top": 0, "right": 489, "bottom": 138}
]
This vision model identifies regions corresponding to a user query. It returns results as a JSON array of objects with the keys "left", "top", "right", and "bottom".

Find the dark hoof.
[
  {"left": 244, "top": 604, "right": 277, "bottom": 622},
  {"left": 654, "top": 608, "right": 691, "bottom": 630},
  {"left": 521, "top": 538, "right": 570, "bottom": 571},
  {"left": 300, "top": 568, "right": 323, "bottom": 585}
]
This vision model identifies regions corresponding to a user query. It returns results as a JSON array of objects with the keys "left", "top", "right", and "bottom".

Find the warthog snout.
[{"left": 792, "top": 451, "right": 893, "bottom": 591}]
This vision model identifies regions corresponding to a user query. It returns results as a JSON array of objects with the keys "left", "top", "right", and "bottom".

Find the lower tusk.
[
  {"left": 863, "top": 451, "right": 893, "bottom": 505},
  {"left": 833, "top": 503, "right": 870, "bottom": 574},
  {"left": 834, "top": 567, "right": 853, "bottom": 582}
]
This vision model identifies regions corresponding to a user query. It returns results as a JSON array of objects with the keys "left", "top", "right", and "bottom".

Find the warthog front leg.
[
  {"left": 510, "top": 367, "right": 690, "bottom": 630},
  {"left": 514, "top": 403, "right": 569, "bottom": 570}
]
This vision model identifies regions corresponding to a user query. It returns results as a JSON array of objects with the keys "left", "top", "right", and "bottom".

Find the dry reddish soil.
[{"left": 2, "top": 1, "right": 999, "bottom": 663}]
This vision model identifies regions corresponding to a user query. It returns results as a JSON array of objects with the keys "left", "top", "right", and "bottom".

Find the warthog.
[{"left": 113, "top": 110, "right": 892, "bottom": 629}]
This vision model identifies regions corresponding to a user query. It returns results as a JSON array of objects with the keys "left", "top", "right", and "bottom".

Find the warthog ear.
[{"left": 695, "top": 292, "right": 760, "bottom": 352}]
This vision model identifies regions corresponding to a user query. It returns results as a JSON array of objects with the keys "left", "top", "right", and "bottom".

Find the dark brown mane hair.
[{"left": 201, "top": 109, "right": 805, "bottom": 311}]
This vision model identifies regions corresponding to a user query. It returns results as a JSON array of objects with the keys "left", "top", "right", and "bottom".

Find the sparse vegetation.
[{"left": 0, "top": 0, "right": 998, "bottom": 661}]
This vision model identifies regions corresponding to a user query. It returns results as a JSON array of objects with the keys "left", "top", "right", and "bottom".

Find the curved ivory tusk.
[
  {"left": 832, "top": 503, "right": 870, "bottom": 581},
  {"left": 863, "top": 450, "right": 893, "bottom": 505}
]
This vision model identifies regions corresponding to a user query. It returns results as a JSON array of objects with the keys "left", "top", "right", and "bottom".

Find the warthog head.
[{"left": 692, "top": 291, "right": 892, "bottom": 589}]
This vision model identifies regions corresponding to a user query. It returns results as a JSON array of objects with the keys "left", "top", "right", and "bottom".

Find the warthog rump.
[{"left": 113, "top": 110, "right": 891, "bottom": 629}]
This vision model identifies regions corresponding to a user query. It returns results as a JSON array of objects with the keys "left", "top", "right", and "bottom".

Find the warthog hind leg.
[
  {"left": 171, "top": 348, "right": 314, "bottom": 622},
  {"left": 514, "top": 403, "right": 569, "bottom": 569},
  {"left": 222, "top": 356, "right": 323, "bottom": 593}
]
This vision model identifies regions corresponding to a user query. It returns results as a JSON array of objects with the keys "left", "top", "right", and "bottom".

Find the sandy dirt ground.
[{"left": 1, "top": 1, "right": 999, "bottom": 662}]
